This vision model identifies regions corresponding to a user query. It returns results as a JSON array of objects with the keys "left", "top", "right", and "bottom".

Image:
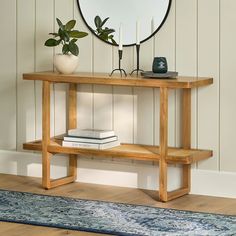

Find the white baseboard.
[
  {"left": 191, "top": 169, "right": 236, "bottom": 198},
  {"left": 0, "top": 150, "right": 235, "bottom": 198}
]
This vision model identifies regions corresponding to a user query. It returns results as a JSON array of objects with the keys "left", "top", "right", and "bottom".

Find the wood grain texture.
[
  {"left": 42, "top": 81, "right": 51, "bottom": 188},
  {"left": 23, "top": 139, "right": 212, "bottom": 165},
  {"left": 68, "top": 84, "right": 77, "bottom": 179},
  {"left": 23, "top": 72, "right": 213, "bottom": 89},
  {"left": 0, "top": 174, "right": 235, "bottom": 236},
  {"left": 68, "top": 84, "right": 77, "bottom": 130},
  {"left": 182, "top": 89, "right": 191, "bottom": 191},
  {"left": 159, "top": 88, "right": 168, "bottom": 201}
]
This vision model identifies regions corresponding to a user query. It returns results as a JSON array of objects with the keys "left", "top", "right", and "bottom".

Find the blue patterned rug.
[{"left": 0, "top": 190, "right": 235, "bottom": 236}]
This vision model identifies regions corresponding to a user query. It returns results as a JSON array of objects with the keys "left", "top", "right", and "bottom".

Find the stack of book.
[{"left": 62, "top": 129, "right": 120, "bottom": 150}]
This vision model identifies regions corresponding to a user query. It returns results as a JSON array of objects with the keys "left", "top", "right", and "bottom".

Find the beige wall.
[{"left": 0, "top": 0, "right": 236, "bottom": 195}]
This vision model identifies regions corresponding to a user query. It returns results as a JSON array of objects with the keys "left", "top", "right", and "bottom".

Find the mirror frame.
[{"left": 77, "top": 0, "right": 172, "bottom": 47}]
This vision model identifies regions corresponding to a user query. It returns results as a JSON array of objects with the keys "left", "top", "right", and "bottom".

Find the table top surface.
[{"left": 23, "top": 71, "right": 213, "bottom": 89}]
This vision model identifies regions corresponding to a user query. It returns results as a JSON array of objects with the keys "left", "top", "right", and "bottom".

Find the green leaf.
[
  {"left": 65, "top": 20, "right": 76, "bottom": 31},
  {"left": 103, "top": 28, "right": 115, "bottom": 34},
  {"left": 100, "top": 17, "right": 109, "bottom": 27},
  {"left": 49, "top": 33, "right": 59, "bottom": 37},
  {"left": 71, "top": 38, "right": 78, "bottom": 43},
  {"left": 62, "top": 44, "right": 69, "bottom": 54},
  {"left": 94, "top": 16, "right": 102, "bottom": 28},
  {"left": 56, "top": 18, "right": 64, "bottom": 30},
  {"left": 69, "top": 42, "right": 79, "bottom": 56},
  {"left": 111, "top": 38, "right": 117, "bottom": 44},
  {"left": 68, "top": 30, "right": 88, "bottom": 38},
  {"left": 99, "top": 34, "right": 109, "bottom": 41},
  {"left": 59, "top": 29, "right": 70, "bottom": 42},
  {"left": 44, "top": 38, "right": 59, "bottom": 47}
]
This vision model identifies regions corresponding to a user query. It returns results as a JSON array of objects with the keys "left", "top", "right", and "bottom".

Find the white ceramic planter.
[{"left": 54, "top": 54, "right": 79, "bottom": 74}]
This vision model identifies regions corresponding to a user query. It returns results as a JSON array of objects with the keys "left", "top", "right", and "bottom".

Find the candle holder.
[
  {"left": 130, "top": 44, "right": 144, "bottom": 76},
  {"left": 110, "top": 50, "right": 127, "bottom": 77}
]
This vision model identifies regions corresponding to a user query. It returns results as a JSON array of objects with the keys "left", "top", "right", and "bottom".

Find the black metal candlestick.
[
  {"left": 130, "top": 44, "right": 144, "bottom": 76},
  {"left": 110, "top": 50, "right": 127, "bottom": 77}
]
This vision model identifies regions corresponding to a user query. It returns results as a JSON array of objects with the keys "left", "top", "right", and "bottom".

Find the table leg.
[
  {"left": 159, "top": 88, "right": 168, "bottom": 202},
  {"left": 182, "top": 88, "right": 191, "bottom": 192},
  {"left": 68, "top": 84, "right": 77, "bottom": 180},
  {"left": 42, "top": 81, "right": 51, "bottom": 189}
]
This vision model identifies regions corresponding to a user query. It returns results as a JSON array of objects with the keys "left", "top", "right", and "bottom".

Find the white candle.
[
  {"left": 136, "top": 20, "right": 140, "bottom": 45},
  {"left": 119, "top": 24, "right": 123, "bottom": 50}
]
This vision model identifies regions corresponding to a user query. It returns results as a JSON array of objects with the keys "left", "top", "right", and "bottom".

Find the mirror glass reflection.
[{"left": 78, "top": 0, "right": 171, "bottom": 46}]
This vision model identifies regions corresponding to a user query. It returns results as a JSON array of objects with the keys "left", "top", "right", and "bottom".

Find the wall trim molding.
[{"left": 0, "top": 150, "right": 235, "bottom": 198}]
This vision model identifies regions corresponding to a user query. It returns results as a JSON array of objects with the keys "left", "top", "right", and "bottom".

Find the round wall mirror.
[{"left": 77, "top": 0, "right": 172, "bottom": 47}]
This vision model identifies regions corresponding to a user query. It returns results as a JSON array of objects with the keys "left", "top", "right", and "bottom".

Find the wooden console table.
[{"left": 23, "top": 72, "right": 213, "bottom": 202}]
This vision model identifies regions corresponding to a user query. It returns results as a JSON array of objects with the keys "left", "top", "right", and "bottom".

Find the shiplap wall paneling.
[
  {"left": 54, "top": 0, "right": 74, "bottom": 136},
  {"left": 35, "top": 0, "right": 55, "bottom": 140},
  {"left": 155, "top": 0, "right": 176, "bottom": 147},
  {"left": 197, "top": 0, "right": 219, "bottom": 170},
  {"left": 113, "top": 46, "right": 134, "bottom": 144},
  {"left": 16, "top": 0, "right": 35, "bottom": 151},
  {"left": 220, "top": 0, "right": 236, "bottom": 172},
  {"left": 74, "top": 0, "right": 93, "bottom": 130},
  {"left": 0, "top": 0, "right": 16, "bottom": 150},
  {"left": 93, "top": 37, "right": 113, "bottom": 130},
  {"left": 176, "top": 0, "right": 198, "bottom": 150},
  {"left": 134, "top": 39, "right": 155, "bottom": 145},
  {"left": 92, "top": 39, "right": 113, "bottom": 165},
  {"left": 113, "top": 86, "right": 134, "bottom": 143},
  {"left": 112, "top": 41, "right": 134, "bottom": 164}
]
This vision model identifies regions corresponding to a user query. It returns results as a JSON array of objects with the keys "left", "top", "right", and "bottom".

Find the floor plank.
[{"left": 0, "top": 174, "right": 235, "bottom": 236}]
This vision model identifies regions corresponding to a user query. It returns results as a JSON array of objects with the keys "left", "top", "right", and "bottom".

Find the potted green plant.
[{"left": 45, "top": 18, "right": 88, "bottom": 74}]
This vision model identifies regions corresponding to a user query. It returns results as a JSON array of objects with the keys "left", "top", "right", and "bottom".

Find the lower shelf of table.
[{"left": 23, "top": 138, "right": 213, "bottom": 164}]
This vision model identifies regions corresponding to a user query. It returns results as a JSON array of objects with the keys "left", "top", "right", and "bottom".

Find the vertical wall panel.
[
  {"left": 1, "top": 0, "right": 236, "bottom": 185},
  {"left": 197, "top": 0, "right": 219, "bottom": 170},
  {"left": 113, "top": 47, "right": 134, "bottom": 143},
  {"left": 220, "top": 0, "right": 236, "bottom": 172},
  {"left": 176, "top": 0, "right": 198, "bottom": 149},
  {"left": 0, "top": 0, "right": 16, "bottom": 150},
  {"left": 74, "top": 1, "right": 93, "bottom": 73},
  {"left": 35, "top": 0, "right": 54, "bottom": 139},
  {"left": 16, "top": 0, "right": 35, "bottom": 150},
  {"left": 113, "top": 86, "right": 134, "bottom": 143},
  {"left": 54, "top": 0, "right": 74, "bottom": 135},
  {"left": 155, "top": 0, "right": 176, "bottom": 146},
  {"left": 134, "top": 39, "right": 154, "bottom": 145},
  {"left": 93, "top": 38, "right": 113, "bottom": 130},
  {"left": 74, "top": 0, "right": 93, "bottom": 129}
]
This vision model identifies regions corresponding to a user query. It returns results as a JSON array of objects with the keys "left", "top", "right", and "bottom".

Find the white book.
[
  {"left": 64, "top": 136, "right": 118, "bottom": 144},
  {"left": 62, "top": 140, "right": 120, "bottom": 150},
  {"left": 68, "top": 129, "right": 115, "bottom": 139}
]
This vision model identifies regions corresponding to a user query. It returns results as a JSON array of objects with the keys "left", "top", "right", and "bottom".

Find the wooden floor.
[{"left": 0, "top": 174, "right": 235, "bottom": 236}]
